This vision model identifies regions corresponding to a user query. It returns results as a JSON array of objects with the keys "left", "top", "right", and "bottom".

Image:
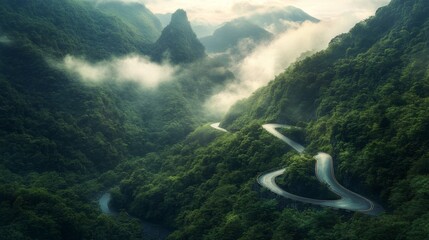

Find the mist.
[
  {"left": 71, "top": 0, "right": 390, "bottom": 115},
  {"left": 62, "top": 55, "right": 176, "bottom": 88},
  {"left": 135, "top": 0, "right": 390, "bottom": 24},
  {"left": 204, "top": 14, "right": 374, "bottom": 116},
  {"left": 0, "top": 35, "right": 11, "bottom": 44}
]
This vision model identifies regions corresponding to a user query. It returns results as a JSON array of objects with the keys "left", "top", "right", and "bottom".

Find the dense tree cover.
[
  {"left": 2, "top": 0, "right": 428, "bottom": 239},
  {"left": 0, "top": 0, "right": 151, "bottom": 59},
  {"left": 151, "top": 9, "right": 206, "bottom": 64},
  {"left": 93, "top": 1, "right": 163, "bottom": 43},
  {"left": 0, "top": 38, "right": 150, "bottom": 239},
  {"left": 0, "top": 1, "right": 231, "bottom": 239},
  {"left": 112, "top": 0, "right": 429, "bottom": 239},
  {"left": 0, "top": 180, "right": 142, "bottom": 240}
]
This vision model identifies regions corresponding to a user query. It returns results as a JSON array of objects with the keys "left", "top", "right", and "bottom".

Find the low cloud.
[
  {"left": 204, "top": 14, "right": 363, "bottom": 116},
  {"left": 93, "top": 0, "right": 389, "bottom": 38},
  {"left": 63, "top": 55, "right": 176, "bottom": 88},
  {"left": 93, "top": 0, "right": 141, "bottom": 4},
  {"left": 0, "top": 35, "right": 11, "bottom": 44},
  {"left": 135, "top": 0, "right": 389, "bottom": 25}
]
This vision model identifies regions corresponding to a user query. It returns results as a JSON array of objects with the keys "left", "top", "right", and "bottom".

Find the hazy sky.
[
  {"left": 136, "top": 0, "right": 390, "bottom": 24},
  {"left": 201, "top": 0, "right": 391, "bottom": 116}
]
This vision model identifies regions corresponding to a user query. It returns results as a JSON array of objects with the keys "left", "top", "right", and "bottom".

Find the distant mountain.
[
  {"left": 200, "top": 19, "right": 273, "bottom": 53},
  {"left": 152, "top": 9, "right": 206, "bottom": 63},
  {"left": 246, "top": 6, "right": 319, "bottom": 34},
  {"left": 95, "top": 1, "right": 163, "bottom": 43},
  {"left": 156, "top": 13, "right": 217, "bottom": 38},
  {"left": 199, "top": 6, "right": 318, "bottom": 54}
]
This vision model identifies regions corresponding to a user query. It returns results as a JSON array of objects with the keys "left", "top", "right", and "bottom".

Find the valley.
[{"left": 1, "top": 0, "right": 429, "bottom": 239}]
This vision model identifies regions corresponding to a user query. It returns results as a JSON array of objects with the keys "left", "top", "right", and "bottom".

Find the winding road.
[
  {"left": 99, "top": 192, "right": 114, "bottom": 215},
  {"left": 210, "top": 122, "right": 228, "bottom": 132},
  {"left": 210, "top": 122, "right": 383, "bottom": 215}
]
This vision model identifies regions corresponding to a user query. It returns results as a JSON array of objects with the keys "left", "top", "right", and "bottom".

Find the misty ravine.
[{"left": 98, "top": 192, "right": 171, "bottom": 240}]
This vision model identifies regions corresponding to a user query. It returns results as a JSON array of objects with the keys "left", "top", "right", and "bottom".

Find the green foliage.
[
  {"left": 0, "top": 182, "right": 141, "bottom": 240},
  {"left": 0, "top": 2, "right": 227, "bottom": 239},
  {"left": 94, "top": 1, "right": 162, "bottom": 43},
  {"left": 115, "top": 0, "right": 429, "bottom": 239},
  {"left": 0, "top": 0, "right": 150, "bottom": 59},
  {"left": 1, "top": 0, "right": 429, "bottom": 239},
  {"left": 151, "top": 9, "right": 206, "bottom": 63}
]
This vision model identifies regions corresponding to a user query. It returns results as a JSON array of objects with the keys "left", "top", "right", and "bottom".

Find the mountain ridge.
[
  {"left": 151, "top": 9, "right": 206, "bottom": 63},
  {"left": 94, "top": 1, "right": 163, "bottom": 43},
  {"left": 200, "top": 19, "right": 273, "bottom": 53}
]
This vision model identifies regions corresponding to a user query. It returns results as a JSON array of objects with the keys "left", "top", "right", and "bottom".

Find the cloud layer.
[
  {"left": 130, "top": 0, "right": 390, "bottom": 25},
  {"left": 63, "top": 55, "right": 175, "bottom": 88},
  {"left": 0, "top": 35, "right": 11, "bottom": 44},
  {"left": 204, "top": 14, "right": 370, "bottom": 116},
  {"left": 69, "top": 0, "right": 391, "bottom": 116}
]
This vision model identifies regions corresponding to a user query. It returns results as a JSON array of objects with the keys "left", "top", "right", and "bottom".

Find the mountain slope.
[
  {"left": 200, "top": 6, "right": 318, "bottom": 53},
  {"left": 222, "top": 0, "right": 429, "bottom": 200},
  {"left": 151, "top": 9, "right": 206, "bottom": 63},
  {"left": 114, "top": 0, "right": 429, "bottom": 239},
  {"left": 95, "top": 1, "right": 163, "bottom": 43},
  {"left": 0, "top": 1, "right": 229, "bottom": 239},
  {"left": 200, "top": 19, "right": 273, "bottom": 53},
  {"left": 223, "top": 0, "right": 428, "bottom": 127},
  {"left": 0, "top": 0, "right": 151, "bottom": 59},
  {"left": 246, "top": 6, "right": 319, "bottom": 33}
]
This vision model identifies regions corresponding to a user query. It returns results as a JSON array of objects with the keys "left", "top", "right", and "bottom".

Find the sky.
[{"left": 134, "top": 0, "right": 390, "bottom": 25}]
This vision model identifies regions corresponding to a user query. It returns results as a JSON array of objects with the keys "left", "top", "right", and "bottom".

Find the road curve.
[
  {"left": 210, "top": 122, "right": 228, "bottom": 132},
  {"left": 262, "top": 124, "right": 305, "bottom": 153},
  {"left": 258, "top": 124, "right": 383, "bottom": 215},
  {"left": 99, "top": 192, "right": 114, "bottom": 215}
]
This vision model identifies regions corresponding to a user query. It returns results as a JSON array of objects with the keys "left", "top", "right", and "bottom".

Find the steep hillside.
[
  {"left": 0, "top": 2, "right": 228, "bottom": 239},
  {"left": 200, "top": 19, "right": 273, "bottom": 53},
  {"left": 113, "top": 0, "right": 429, "bottom": 239},
  {"left": 223, "top": 0, "right": 429, "bottom": 128},
  {"left": 0, "top": 0, "right": 151, "bottom": 59},
  {"left": 94, "top": 1, "right": 163, "bottom": 43},
  {"left": 200, "top": 6, "right": 318, "bottom": 53},
  {"left": 222, "top": 0, "right": 429, "bottom": 213},
  {"left": 151, "top": 9, "right": 206, "bottom": 63}
]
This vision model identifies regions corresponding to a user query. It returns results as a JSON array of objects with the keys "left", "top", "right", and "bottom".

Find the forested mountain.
[
  {"left": 200, "top": 19, "right": 273, "bottom": 53},
  {"left": 93, "top": 1, "right": 163, "bottom": 43},
  {"left": 200, "top": 6, "right": 318, "bottom": 54},
  {"left": 151, "top": 9, "right": 206, "bottom": 63},
  {"left": 1, "top": 0, "right": 429, "bottom": 239},
  {"left": 0, "top": 0, "right": 151, "bottom": 59},
  {"left": 0, "top": 0, "right": 227, "bottom": 239},
  {"left": 110, "top": 0, "right": 429, "bottom": 239},
  {"left": 246, "top": 6, "right": 319, "bottom": 33}
]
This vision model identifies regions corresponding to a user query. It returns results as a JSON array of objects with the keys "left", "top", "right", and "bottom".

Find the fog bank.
[
  {"left": 204, "top": 15, "right": 364, "bottom": 116},
  {"left": 63, "top": 55, "right": 176, "bottom": 88}
]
